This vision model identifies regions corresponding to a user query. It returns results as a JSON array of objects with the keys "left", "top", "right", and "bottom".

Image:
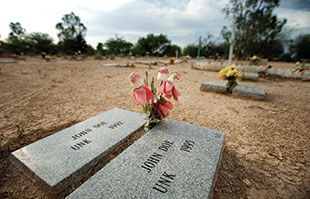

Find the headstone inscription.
[
  {"left": 66, "top": 119, "right": 225, "bottom": 199},
  {"left": 10, "top": 108, "right": 147, "bottom": 193}
]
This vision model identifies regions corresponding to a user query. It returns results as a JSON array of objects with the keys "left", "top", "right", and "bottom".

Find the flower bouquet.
[
  {"left": 180, "top": 56, "right": 188, "bottom": 63},
  {"left": 249, "top": 55, "right": 260, "bottom": 65},
  {"left": 219, "top": 65, "right": 243, "bottom": 93},
  {"left": 292, "top": 61, "right": 307, "bottom": 73},
  {"left": 45, "top": 55, "right": 51, "bottom": 61},
  {"left": 169, "top": 57, "right": 176, "bottom": 64},
  {"left": 129, "top": 67, "right": 180, "bottom": 131}
]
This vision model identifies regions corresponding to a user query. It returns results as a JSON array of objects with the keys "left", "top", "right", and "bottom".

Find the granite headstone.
[
  {"left": 66, "top": 119, "right": 225, "bottom": 199},
  {"left": 11, "top": 108, "right": 146, "bottom": 193}
]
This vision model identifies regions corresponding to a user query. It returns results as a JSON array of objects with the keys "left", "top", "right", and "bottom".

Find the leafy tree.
[
  {"left": 86, "top": 44, "right": 96, "bottom": 55},
  {"left": 4, "top": 37, "right": 28, "bottom": 55},
  {"left": 24, "top": 32, "right": 55, "bottom": 54},
  {"left": 289, "top": 34, "right": 310, "bottom": 61},
  {"left": 56, "top": 12, "right": 87, "bottom": 54},
  {"left": 223, "top": 0, "right": 286, "bottom": 59},
  {"left": 104, "top": 36, "right": 133, "bottom": 55},
  {"left": 132, "top": 34, "right": 170, "bottom": 56},
  {"left": 183, "top": 45, "right": 197, "bottom": 57},
  {"left": 162, "top": 44, "right": 181, "bottom": 57},
  {"left": 9, "top": 22, "right": 25, "bottom": 38},
  {"left": 96, "top": 42, "right": 106, "bottom": 55}
]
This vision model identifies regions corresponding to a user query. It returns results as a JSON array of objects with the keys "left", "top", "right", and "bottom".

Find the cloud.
[
  {"left": 279, "top": 0, "right": 310, "bottom": 11},
  {"left": 2, "top": 0, "right": 307, "bottom": 50},
  {"left": 86, "top": 0, "right": 229, "bottom": 47},
  {"left": 276, "top": 1, "right": 310, "bottom": 37}
]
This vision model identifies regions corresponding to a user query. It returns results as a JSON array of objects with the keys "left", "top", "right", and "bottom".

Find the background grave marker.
[{"left": 200, "top": 81, "right": 228, "bottom": 94}]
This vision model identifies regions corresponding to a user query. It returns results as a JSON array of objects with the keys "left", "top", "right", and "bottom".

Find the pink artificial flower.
[
  {"left": 129, "top": 72, "right": 154, "bottom": 104},
  {"left": 158, "top": 71, "right": 181, "bottom": 101},
  {"left": 152, "top": 100, "right": 173, "bottom": 118},
  {"left": 158, "top": 80, "right": 181, "bottom": 101},
  {"left": 158, "top": 67, "right": 169, "bottom": 81},
  {"left": 300, "top": 70, "right": 310, "bottom": 75},
  {"left": 133, "top": 85, "right": 154, "bottom": 104}
]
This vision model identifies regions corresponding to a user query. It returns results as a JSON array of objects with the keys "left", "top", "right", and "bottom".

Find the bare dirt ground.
[{"left": 0, "top": 57, "right": 309, "bottom": 199}]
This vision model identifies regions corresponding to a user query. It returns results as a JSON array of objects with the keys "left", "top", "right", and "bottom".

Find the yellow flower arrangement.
[
  {"left": 250, "top": 55, "right": 260, "bottom": 65},
  {"left": 219, "top": 65, "right": 243, "bottom": 93},
  {"left": 169, "top": 57, "right": 176, "bottom": 64},
  {"left": 293, "top": 61, "right": 307, "bottom": 72},
  {"left": 218, "top": 65, "right": 243, "bottom": 79},
  {"left": 45, "top": 55, "right": 51, "bottom": 61}
]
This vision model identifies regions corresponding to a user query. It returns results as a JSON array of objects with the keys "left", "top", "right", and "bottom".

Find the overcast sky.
[{"left": 0, "top": 0, "right": 309, "bottom": 48}]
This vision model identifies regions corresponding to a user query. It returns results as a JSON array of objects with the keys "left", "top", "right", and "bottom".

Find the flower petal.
[{"left": 172, "top": 87, "right": 181, "bottom": 101}]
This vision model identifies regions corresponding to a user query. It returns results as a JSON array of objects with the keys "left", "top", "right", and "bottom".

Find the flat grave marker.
[
  {"left": 232, "top": 84, "right": 265, "bottom": 100},
  {"left": 0, "top": 60, "right": 18, "bottom": 63},
  {"left": 135, "top": 61, "right": 158, "bottom": 65},
  {"left": 103, "top": 63, "right": 121, "bottom": 67},
  {"left": 66, "top": 119, "right": 225, "bottom": 199},
  {"left": 200, "top": 81, "right": 227, "bottom": 94},
  {"left": 11, "top": 108, "right": 147, "bottom": 193},
  {"left": 242, "top": 72, "right": 259, "bottom": 81}
]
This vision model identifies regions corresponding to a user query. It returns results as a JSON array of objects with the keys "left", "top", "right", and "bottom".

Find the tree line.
[{"left": 0, "top": 0, "right": 309, "bottom": 61}]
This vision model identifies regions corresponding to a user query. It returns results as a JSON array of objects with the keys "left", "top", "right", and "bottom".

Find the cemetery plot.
[
  {"left": 66, "top": 119, "right": 225, "bottom": 199},
  {"left": 201, "top": 81, "right": 266, "bottom": 100},
  {"left": 10, "top": 108, "right": 146, "bottom": 193},
  {"left": 265, "top": 67, "right": 310, "bottom": 80}
]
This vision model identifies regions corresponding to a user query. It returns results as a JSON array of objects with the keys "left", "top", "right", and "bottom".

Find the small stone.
[
  {"left": 270, "top": 111, "right": 277, "bottom": 115},
  {"left": 243, "top": 179, "right": 252, "bottom": 188}
]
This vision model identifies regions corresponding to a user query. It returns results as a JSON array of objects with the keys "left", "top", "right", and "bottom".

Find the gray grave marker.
[
  {"left": 0, "top": 60, "right": 18, "bottom": 63},
  {"left": 242, "top": 72, "right": 259, "bottom": 81},
  {"left": 232, "top": 84, "right": 265, "bottom": 100},
  {"left": 66, "top": 119, "right": 225, "bottom": 199},
  {"left": 11, "top": 108, "right": 146, "bottom": 193},
  {"left": 200, "top": 81, "right": 227, "bottom": 94},
  {"left": 135, "top": 61, "right": 157, "bottom": 65},
  {"left": 103, "top": 63, "right": 120, "bottom": 67}
]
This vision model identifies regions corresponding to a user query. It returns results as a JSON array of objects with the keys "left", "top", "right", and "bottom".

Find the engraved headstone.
[
  {"left": 66, "top": 119, "right": 225, "bottom": 199},
  {"left": 11, "top": 108, "right": 146, "bottom": 193}
]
